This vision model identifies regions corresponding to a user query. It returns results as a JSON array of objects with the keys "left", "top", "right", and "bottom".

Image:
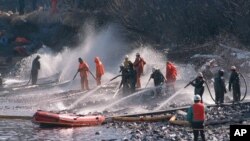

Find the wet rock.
[
  {"left": 161, "top": 126, "right": 167, "bottom": 130},
  {"left": 95, "top": 131, "right": 101, "bottom": 135},
  {"left": 207, "top": 129, "right": 213, "bottom": 135},
  {"left": 152, "top": 130, "right": 159, "bottom": 134},
  {"left": 169, "top": 134, "right": 176, "bottom": 138},
  {"left": 122, "top": 137, "right": 129, "bottom": 141},
  {"left": 135, "top": 130, "right": 143, "bottom": 135}
]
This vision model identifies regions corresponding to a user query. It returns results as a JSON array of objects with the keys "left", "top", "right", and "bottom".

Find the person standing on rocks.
[
  {"left": 18, "top": 0, "right": 25, "bottom": 15},
  {"left": 31, "top": 55, "right": 41, "bottom": 85},
  {"left": 127, "top": 62, "right": 137, "bottom": 93},
  {"left": 214, "top": 69, "right": 227, "bottom": 104},
  {"left": 94, "top": 57, "right": 105, "bottom": 86},
  {"left": 149, "top": 67, "right": 165, "bottom": 95},
  {"left": 229, "top": 66, "right": 241, "bottom": 103},
  {"left": 187, "top": 95, "right": 206, "bottom": 141},
  {"left": 78, "top": 58, "right": 90, "bottom": 91},
  {"left": 133, "top": 53, "right": 146, "bottom": 88},
  {"left": 119, "top": 65, "right": 130, "bottom": 94},
  {"left": 166, "top": 61, "right": 177, "bottom": 92},
  {"left": 51, "top": 0, "right": 58, "bottom": 14},
  {"left": 190, "top": 72, "right": 205, "bottom": 102}
]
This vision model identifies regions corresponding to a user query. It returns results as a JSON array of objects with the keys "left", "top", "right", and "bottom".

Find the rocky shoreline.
[{"left": 101, "top": 102, "right": 250, "bottom": 141}]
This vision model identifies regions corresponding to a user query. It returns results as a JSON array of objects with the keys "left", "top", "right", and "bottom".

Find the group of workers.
[
  {"left": 29, "top": 53, "right": 242, "bottom": 106},
  {"left": 77, "top": 57, "right": 105, "bottom": 91},
  {"left": 76, "top": 52, "right": 175, "bottom": 93},
  {"left": 29, "top": 52, "right": 178, "bottom": 94},
  {"left": 119, "top": 53, "right": 178, "bottom": 95},
  {"left": 189, "top": 65, "right": 241, "bottom": 105},
  {"left": 187, "top": 65, "right": 241, "bottom": 141}
]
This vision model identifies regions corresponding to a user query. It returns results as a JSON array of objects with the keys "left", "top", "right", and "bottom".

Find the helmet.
[
  {"left": 78, "top": 57, "right": 83, "bottom": 62},
  {"left": 125, "top": 55, "right": 129, "bottom": 59},
  {"left": 218, "top": 69, "right": 224, "bottom": 76},
  {"left": 94, "top": 57, "right": 100, "bottom": 63},
  {"left": 197, "top": 72, "right": 203, "bottom": 77},
  {"left": 231, "top": 66, "right": 236, "bottom": 70},
  {"left": 194, "top": 95, "right": 201, "bottom": 101},
  {"left": 136, "top": 53, "right": 140, "bottom": 56},
  {"left": 152, "top": 67, "right": 156, "bottom": 72}
]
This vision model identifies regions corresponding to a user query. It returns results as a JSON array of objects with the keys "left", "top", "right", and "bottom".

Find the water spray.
[{"left": 88, "top": 70, "right": 96, "bottom": 80}]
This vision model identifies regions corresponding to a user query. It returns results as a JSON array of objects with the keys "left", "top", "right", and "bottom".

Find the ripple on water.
[{"left": 0, "top": 119, "right": 127, "bottom": 141}]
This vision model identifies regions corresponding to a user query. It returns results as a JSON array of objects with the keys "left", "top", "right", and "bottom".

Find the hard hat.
[
  {"left": 231, "top": 66, "right": 236, "bottom": 70},
  {"left": 197, "top": 72, "right": 203, "bottom": 77},
  {"left": 136, "top": 53, "right": 140, "bottom": 56},
  {"left": 194, "top": 95, "right": 201, "bottom": 101},
  {"left": 125, "top": 55, "right": 129, "bottom": 59},
  {"left": 152, "top": 67, "right": 156, "bottom": 72},
  {"left": 78, "top": 57, "right": 83, "bottom": 62},
  {"left": 94, "top": 57, "right": 99, "bottom": 62},
  {"left": 218, "top": 69, "right": 224, "bottom": 76}
]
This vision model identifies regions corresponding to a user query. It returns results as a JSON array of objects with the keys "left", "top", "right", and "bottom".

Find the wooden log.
[
  {"left": 169, "top": 115, "right": 176, "bottom": 121},
  {"left": 0, "top": 115, "right": 32, "bottom": 120},
  {"left": 169, "top": 120, "right": 190, "bottom": 126},
  {"left": 114, "top": 100, "right": 250, "bottom": 118},
  {"left": 112, "top": 115, "right": 172, "bottom": 122}
]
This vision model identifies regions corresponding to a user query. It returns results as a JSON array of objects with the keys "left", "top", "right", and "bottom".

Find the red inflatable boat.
[{"left": 32, "top": 110, "right": 105, "bottom": 127}]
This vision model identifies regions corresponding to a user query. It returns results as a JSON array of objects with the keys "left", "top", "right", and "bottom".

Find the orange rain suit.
[
  {"left": 95, "top": 57, "right": 105, "bottom": 85},
  {"left": 133, "top": 57, "right": 146, "bottom": 88},
  {"left": 166, "top": 61, "right": 177, "bottom": 89},
  {"left": 79, "top": 61, "right": 90, "bottom": 90},
  {"left": 51, "top": 0, "right": 58, "bottom": 14}
]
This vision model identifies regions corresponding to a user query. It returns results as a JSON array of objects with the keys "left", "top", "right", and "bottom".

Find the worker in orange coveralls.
[
  {"left": 166, "top": 61, "right": 177, "bottom": 92},
  {"left": 94, "top": 57, "right": 105, "bottom": 86},
  {"left": 133, "top": 53, "right": 146, "bottom": 88},
  {"left": 78, "top": 58, "right": 90, "bottom": 91},
  {"left": 51, "top": 0, "right": 58, "bottom": 14}
]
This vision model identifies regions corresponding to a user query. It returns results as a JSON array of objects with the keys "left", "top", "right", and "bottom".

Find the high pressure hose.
[
  {"left": 204, "top": 79, "right": 215, "bottom": 102},
  {"left": 205, "top": 72, "right": 247, "bottom": 103},
  {"left": 239, "top": 72, "right": 247, "bottom": 101}
]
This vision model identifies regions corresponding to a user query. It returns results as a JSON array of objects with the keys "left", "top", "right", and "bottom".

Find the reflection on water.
[{"left": 0, "top": 119, "right": 128, "bottom": 141}]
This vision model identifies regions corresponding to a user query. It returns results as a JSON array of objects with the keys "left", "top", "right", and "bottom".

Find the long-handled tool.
[
  {"left": 145, "top": 78, "right": 151, "bottom": 88},
  {"left": 110, "top": 74, "right": 122, "bottom": 82},
  {"left": 25, "top": 73, "right": 32, "bottom": 86},
  {"left": 184, "top": 78, "right": 196, "bottom": 88},
  {"left": 72, "top": 71, "right": 79, "bottom": 80},
  {"left": 88, "top": 70, "right": 96, "bottom": 80}
]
